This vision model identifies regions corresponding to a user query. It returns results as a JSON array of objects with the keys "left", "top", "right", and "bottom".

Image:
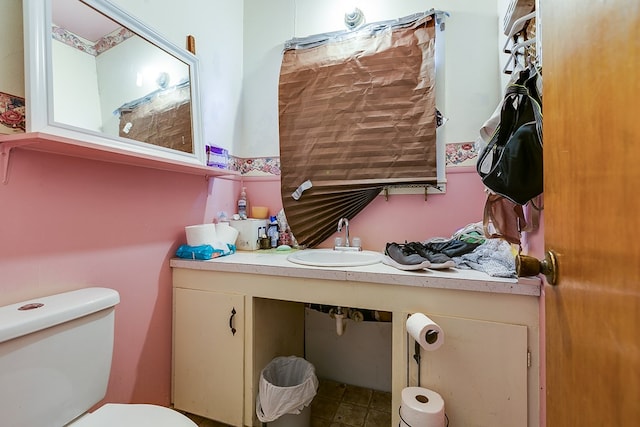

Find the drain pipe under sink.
[
  {"left": 328, "top": 306, "right": 367, "bottom": 336},
  {"left": 330, "top": 307, "right": 346, "bottom": 336}
]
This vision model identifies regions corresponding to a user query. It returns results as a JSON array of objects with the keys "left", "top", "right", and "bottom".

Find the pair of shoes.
[
  {"left": 424, "top": 239, "right": 480, "bottom": 258},
  {"left": 384, "top": 242, "right": 431, "bottom": 271},
  {"left": 405, "top": 242, "right": 455, "bottom": 270}
]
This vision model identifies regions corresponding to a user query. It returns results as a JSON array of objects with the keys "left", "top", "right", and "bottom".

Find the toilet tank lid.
[{"left": 0, "top": 287, "right": 120, "bottom": 344}]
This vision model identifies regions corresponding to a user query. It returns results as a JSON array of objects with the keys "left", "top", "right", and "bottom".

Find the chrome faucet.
[{"left": 337, "top": 217, "right": 350, "bottom": 247}]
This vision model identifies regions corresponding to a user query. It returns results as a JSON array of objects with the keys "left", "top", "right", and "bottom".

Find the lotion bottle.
[{"left": 238, "top": 187, "right": 248, "bottom": 219}]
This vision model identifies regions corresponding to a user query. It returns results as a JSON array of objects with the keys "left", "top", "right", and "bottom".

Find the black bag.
[{"left": 477, "top": 70, "right": 543, "bottom": 205}]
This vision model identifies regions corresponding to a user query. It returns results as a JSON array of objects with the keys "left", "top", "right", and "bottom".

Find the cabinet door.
[
  {"left": 420, "top": 315, "right": 528, "bottom": 427},
  {"left": 173, "top": 288, "right": 244, "bottom": 426}
]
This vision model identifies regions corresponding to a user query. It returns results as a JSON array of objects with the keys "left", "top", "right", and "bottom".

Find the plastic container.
[
  {"left": 229, "top": 219, "right": 267, "bottom": 250},
  {"left": 256, "top": 356, "right": 318, "bottom": 427},
  {"left": 252, "top": 206, "right": 269, "bottom": 219}
]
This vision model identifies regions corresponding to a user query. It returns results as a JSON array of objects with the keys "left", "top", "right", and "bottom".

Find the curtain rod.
[{"left": 284, "top": 9, "right": 449, "bottom": 50}]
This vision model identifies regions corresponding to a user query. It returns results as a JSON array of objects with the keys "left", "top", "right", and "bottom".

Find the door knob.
[{"left": 516, "top": 250, "right": 559, "bottom": 286}]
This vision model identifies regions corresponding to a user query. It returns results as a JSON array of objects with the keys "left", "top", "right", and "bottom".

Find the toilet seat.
[{"left": 69, "top": 403, "right": 197, "bottom": 427}]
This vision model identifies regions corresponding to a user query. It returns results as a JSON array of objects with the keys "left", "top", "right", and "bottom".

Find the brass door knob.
[{"left": 516, "top": 250, "right": 559, "bottom": 286}]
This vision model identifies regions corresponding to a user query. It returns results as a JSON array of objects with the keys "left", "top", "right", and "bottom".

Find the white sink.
[{"left": 286, "top": 249, "right": 383, "bottom": 267}]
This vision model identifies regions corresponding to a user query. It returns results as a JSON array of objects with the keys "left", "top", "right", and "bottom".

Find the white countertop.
[{"left": 170, "top": 249, "right": 541, "bottom": 297}]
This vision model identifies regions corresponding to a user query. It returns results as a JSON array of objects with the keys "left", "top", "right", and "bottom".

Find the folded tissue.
[{"left": 176, "top": 242, "right": 236, "bottom": 260}]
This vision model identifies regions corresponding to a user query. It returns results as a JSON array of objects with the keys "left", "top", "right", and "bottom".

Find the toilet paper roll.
[
  {"left": 406, "top": 313, "right": 444, "bottom": 351},
  {"left": 185, "top": 224, "right": 217, "bottom": 246},
  {"left": 215, "top": 222, "right": 239, "bottom": 245},
  {"left": 400, "top": 387, "right": 445, "bottom": 427}
]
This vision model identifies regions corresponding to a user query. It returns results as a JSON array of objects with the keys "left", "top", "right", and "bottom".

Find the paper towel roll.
[
  {"left": 185, "top": 224, "right": 217, "bottom": 246},
  {"left": 406, "top": 313, "right": 444, "bottom": 351},
  {"left": 400, "top": 387, "right": 445, "bottom": 427},
  {"left": 215, "top": 222, "right": 239, "bottom": 245}
]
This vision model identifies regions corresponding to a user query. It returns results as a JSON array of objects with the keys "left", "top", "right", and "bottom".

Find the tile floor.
[
  {"left": 180, "top": 378, "right": 392, "bottom": 427},
  {"left": 311, "top": 379, "right": 392, "bottom": 427}
]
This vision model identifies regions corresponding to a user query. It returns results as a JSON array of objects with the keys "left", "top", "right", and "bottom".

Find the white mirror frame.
[{"left": 22, "top": 0, "right": 206, "bottom": 167}]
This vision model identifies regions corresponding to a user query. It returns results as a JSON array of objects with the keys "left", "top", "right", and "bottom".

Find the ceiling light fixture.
[{"left": 344, "top": 7, "right": 365, "bottom": 30}]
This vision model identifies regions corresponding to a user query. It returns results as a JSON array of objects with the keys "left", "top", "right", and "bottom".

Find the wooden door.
[{"left": 542, "top": 0, "right": 640, "bottom": 425}]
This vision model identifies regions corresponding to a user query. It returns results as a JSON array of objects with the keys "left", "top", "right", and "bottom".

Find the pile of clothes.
[{"left": 383, "top": 222, "right": 516, "bottom": 277}]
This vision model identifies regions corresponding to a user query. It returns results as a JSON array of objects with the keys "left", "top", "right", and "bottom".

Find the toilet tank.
[{"left": 0, "top": 287, "right": 120, "bottom": 427}]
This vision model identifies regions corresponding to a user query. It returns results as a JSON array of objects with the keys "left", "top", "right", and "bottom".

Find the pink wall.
[{"left": 0, "top": 148, "right": 209, "bottom": 406}]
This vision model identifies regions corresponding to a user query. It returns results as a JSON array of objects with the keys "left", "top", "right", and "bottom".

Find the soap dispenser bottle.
[{"left": 238, "top": 187, "right": 248, "bottom": 219}]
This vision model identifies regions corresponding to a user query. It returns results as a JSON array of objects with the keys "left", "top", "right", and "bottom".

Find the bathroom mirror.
[{"left": 23, "top": 0, "right": 205, "bottom": 166}]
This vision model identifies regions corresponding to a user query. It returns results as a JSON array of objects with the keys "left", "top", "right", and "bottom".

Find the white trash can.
[{"left": 256, "top": 356, "right": 318, "bottom": 427}]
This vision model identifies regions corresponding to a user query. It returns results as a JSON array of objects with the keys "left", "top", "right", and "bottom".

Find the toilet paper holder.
[{"left": 406, "top": 313, "right": 443, "bottom": 388}]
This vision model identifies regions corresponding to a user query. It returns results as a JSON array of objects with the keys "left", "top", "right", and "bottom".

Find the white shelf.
[{"left": 0, "top": 132, "right": 240, "bottom": 183}]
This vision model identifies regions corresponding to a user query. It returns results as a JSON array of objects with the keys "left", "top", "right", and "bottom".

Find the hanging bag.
[
  {"left": 477, "top": 70, "right": 543, "bottom": 205},
  {"left": 482, "top": 193, "right": 527, "bottom": 245}
]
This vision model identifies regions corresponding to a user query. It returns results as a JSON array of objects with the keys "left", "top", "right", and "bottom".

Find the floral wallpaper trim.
[
  {"left": 228, "top": 156, "right": 281, "bottom": 176},
  {"left": 0, "top": 92, "right": 26, "bottom": 133},
  {"left": 52, "top": 25, "right": 134, "bottom": 56},
  {"left": 229, "top": 142, "right": 478, "bottom": 176},
  {"left": 445, "top": 142, "right": 478, "bottom": 167}
]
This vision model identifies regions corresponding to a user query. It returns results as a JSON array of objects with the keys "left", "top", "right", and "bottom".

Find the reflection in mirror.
[
  {"left": 23, "top": 0, "right": 204, "bottom": 165},
  {"left": 51, "top": 0, "right": 193, "bottom": 153}
]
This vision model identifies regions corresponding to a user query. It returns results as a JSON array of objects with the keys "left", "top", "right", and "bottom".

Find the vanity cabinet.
[
  {"left": 171, "top": 255, "right": 541, "bottom": 427},
  {"left": 172, "top": 288, "right": 245, "bottom": 426}
]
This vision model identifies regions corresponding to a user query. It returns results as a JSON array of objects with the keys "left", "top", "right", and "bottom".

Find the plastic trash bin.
[{"left": 256, "top": 356, "right": 319, "bottom": 427}]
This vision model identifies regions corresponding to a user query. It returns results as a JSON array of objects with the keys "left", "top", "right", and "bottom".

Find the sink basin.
[{"left": 286, "top": 249, "right": 383, "bottom": 267}]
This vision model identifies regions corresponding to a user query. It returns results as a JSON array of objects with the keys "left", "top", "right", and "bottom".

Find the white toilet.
[{"left": 0, "top": 287, "right": 197, "bottom": 427}]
